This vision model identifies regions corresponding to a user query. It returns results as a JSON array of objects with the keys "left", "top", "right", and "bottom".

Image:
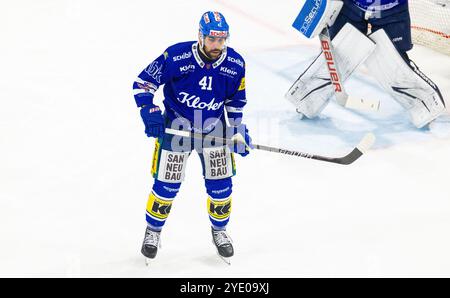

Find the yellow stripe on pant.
[{"left": 151, "top": 138, "right": 161, "bottom": 177}]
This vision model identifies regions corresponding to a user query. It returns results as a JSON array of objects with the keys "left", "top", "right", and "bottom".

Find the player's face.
[{"left": 202, "top": 36, "right": 227, "bottom": 59}]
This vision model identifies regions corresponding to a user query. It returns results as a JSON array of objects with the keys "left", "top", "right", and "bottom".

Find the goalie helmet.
[{"left": 199, "top": 11, "right": 229, "bottom": 39}]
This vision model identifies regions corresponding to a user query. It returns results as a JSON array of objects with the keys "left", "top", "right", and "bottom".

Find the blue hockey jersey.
[
  {"left": 351, "top": 0, "right": 407, "bottom": 11},
  {"left": 133, "top": 41, "right": 246, "bottom": 133}
]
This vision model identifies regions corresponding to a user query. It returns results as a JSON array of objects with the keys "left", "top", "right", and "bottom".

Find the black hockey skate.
[
  {"left": 211, "top": 228, "right": 234, "bottom": 265},
  {"left": 141, "top": 226, "right": 161, "bottom": 265}
]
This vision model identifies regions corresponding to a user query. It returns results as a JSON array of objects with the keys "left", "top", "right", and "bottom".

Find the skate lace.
[
  {"left": 144, "top": 229, "right": 160, "bottom": 247},
  {"left": 214, "top": 230, "right": 232, "bottom": 247}
]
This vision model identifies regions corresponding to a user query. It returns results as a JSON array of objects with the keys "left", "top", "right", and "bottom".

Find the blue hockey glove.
[
  {"left": 140, "top": 104, "right": 164, "bottom": 138},
  {"left": 227, "top": 124, "right": 253, "bottom": 157}
]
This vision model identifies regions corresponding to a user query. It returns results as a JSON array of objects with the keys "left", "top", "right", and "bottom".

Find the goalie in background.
[
  {"left": 286, "top": 0, "right": 447, "bottom": 129},
  {"left": 329, "top": 0, "right": 413, "bottom": 59}
]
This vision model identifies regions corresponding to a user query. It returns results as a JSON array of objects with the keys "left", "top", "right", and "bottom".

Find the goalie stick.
[
  {"left": 165, "top": 128, "right": 376, "bottom": 165},
  {"left": 319, "top": 26, "right": 380, "bottom": 112}
]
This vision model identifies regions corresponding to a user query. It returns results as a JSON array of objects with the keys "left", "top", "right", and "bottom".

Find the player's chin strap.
[{"left": 165, "top": 128, "right": 375, "bottom": 165}]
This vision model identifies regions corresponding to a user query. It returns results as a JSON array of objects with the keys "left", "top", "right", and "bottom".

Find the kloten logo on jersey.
[{"left": 177, "top": 92, "right": 224, "bottom": 111}]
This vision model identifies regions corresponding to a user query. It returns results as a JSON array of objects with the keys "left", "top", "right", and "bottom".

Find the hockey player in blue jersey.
[
  {"left": 133, "top": 11, "right": 252, "bottom": 264},
  {"left": 286, "top": 0, "right": 446, "bottom": 129}
]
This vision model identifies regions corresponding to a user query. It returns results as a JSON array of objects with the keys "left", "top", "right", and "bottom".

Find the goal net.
[{"left": 409, "top": 0, "right": 450, "bottom": 55}]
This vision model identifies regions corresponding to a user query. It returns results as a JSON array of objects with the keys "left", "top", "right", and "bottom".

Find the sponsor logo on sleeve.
[
  {"left": 144, "top": 61, "right": 163, "bottom": 84},
  {"left": 137, "top": 81, "right": 158, "bottom": 92},
  {"left": 238, "top": 77, "right": 245, "bottom": 91}
]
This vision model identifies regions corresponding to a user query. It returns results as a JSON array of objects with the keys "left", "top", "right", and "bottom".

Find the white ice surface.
[{"left": 1, "top": 0, "right": 450, "bottom": 277}]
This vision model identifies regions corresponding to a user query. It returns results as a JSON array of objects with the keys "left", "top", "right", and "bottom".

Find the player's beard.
[{"left": 203, "top": 47, "right": 222, "bottom": 60}]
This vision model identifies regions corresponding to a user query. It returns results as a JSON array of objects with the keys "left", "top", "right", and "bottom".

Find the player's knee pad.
[
  {"left": 205, "top": 178, "right": 232, "bottom": 229},
  {"left": 146, "top": 180, "right": 181, "bottom": 230},
  {"left": 205, "top": 177, "right": 232, "bottom": 198},
  {"left": 152, "top": 179, "right": 181, "bottom": 198},
  {"left": 285, "top": 23, "right": 375, "bottom": 118},
  {"left": 365, "top": 29, "right": 446, "bottom": 128}
]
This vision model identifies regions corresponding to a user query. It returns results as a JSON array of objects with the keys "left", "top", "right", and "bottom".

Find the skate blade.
[
  {"left": 145, "top": 257, "right": 153, "bottom": 266},
  {"left": 220, "top": 256, "right": 231, "bottom": 265},
  {"left": 211, "top": 239, "right": 232, "bottom": 265},
  {"left": 143, "top": 239, "right": 161, "bottom": 267},
  {"left": 216, "top": 252, "right": 231, "bottom": 265}
]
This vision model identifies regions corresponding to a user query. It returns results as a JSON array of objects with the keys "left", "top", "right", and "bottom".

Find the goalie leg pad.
[
  {"left": 365, "top": 29, "right": 445, "bottom": 128},
  {"left": 285, "top": 23, "right": 375, "bottom": 118}
]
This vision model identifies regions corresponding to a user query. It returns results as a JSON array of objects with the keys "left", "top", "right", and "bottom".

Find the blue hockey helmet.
[{"left": 199, "top": 11, "right": 229, "bottom": 39}]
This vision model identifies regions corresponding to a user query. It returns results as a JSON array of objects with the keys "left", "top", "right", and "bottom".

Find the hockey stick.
[
  {"left": 319, "top": 26, "right": 380, "bottom": 112},
  {"left": 165, "top": 128, "right": 376, "bottom": 165}
]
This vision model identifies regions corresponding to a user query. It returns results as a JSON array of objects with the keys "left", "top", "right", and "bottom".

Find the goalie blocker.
[{"left": 292, "top": 0, "right": 343, "bottom": 39}]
